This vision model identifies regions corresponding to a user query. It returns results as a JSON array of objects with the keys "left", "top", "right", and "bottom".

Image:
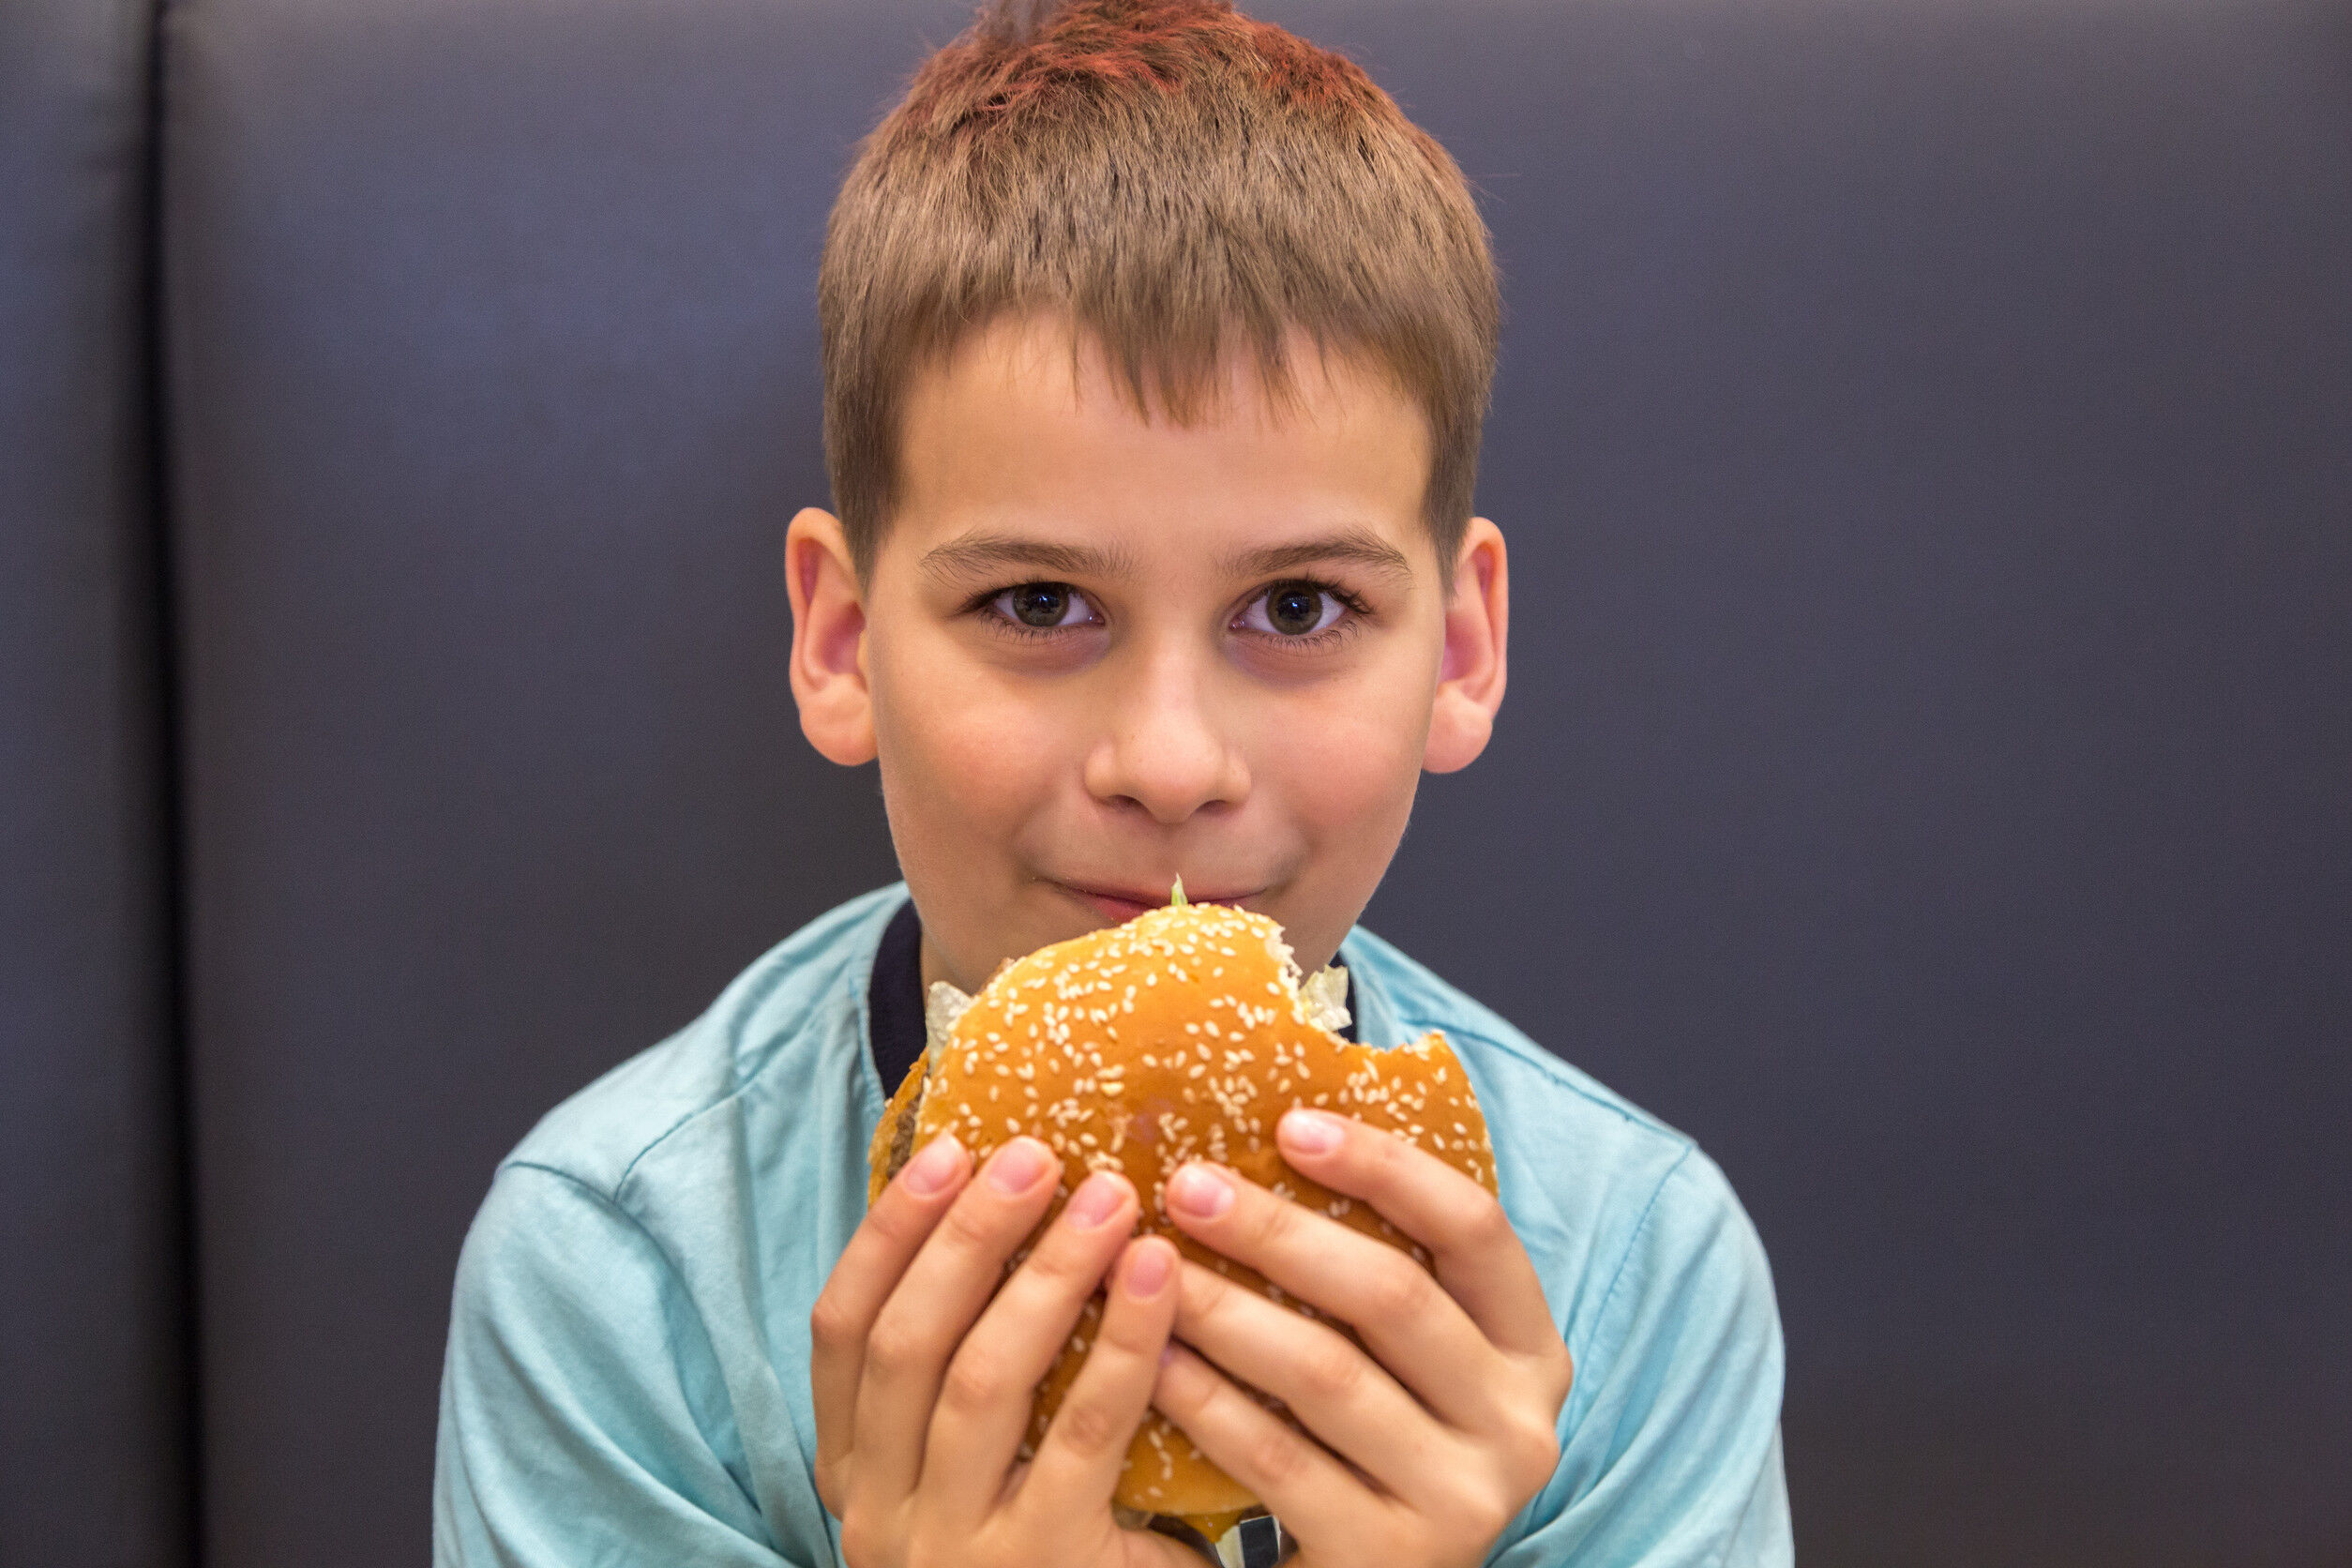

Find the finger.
[
  {"left": 1018, "top": 1234, "right": 1181, "bottom": 1518},
  {"left": 1152, "top": 1343, "right": 1385, "bottom": 1550},
  {"left": 853, "top": 1137, "right": 1062, "bottom": 1504},
  {"left": 1276, "top": 1109, "right": 1562, "bottom": 1361},
  {"left": 1161, "top": 1160, "right": 1507, "bottom": 1430},
  {"left": 920, "top": 1170, "right": 1141, "bottom": 1521},
  {"left": 1168, "top": 1259, "right": 1450, "bottom": 1501},
  {"left": 810, "top": 1134, "right": 972, "bottom": 1493}
]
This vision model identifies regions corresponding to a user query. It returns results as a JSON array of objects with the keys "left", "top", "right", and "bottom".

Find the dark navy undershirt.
[
  {"left": 867, "top": 900, "right": 932, "bottom": 1095},
  {"left": 866, "top": 897, "right": 1358, "bottom": 1095}
]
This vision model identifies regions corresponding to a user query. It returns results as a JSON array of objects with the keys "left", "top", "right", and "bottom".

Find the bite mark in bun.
[{"left": 866, "top": 896, "right": 1496, "bottom": 1542}]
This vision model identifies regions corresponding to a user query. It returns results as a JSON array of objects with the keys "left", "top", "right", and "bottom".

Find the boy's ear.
[
  {"left": 784, "top": 506, "right": 878, "bottom": 766},
  {"left": 1424, "top": 517, "right": 1509, "bottom": 775}
]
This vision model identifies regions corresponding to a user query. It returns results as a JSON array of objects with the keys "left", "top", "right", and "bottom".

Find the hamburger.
[{"left": 867, "top": 885, "right": 1497, "bottom": 1543}]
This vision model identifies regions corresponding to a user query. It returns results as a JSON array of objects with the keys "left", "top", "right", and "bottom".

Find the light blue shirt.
[{"left": 434, "top": 885, "right": 1792, "bottom": 1565}]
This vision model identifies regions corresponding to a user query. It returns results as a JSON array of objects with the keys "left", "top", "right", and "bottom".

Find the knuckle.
[
  {"left": 1093, "top": 1297, "right": 1159, "bottom": 1357},
  {"left": 1245, "top": 1422, "right": 1313, "bottom": 1492},
  {"left": 1489, "top": 1467, "right": 1533, "bottom": 1529},
  {"left": 1502, "top": 1413, "right": 1562, "bottom": 1495},
  {"left": 1439, "top": 1474, "right": 1515, "bottom": 1544},
  {"left": 1093, "top": 1320, "right": 1155, "bottom": 1367},
  {"left": 813, "top": 1459, "right": 844, "bottom": 1517},
  {"left": 937, "top": 1354, "right": 1006, "bottom": 1418},
  {"left": 1237, "top": 1189, "right": 1293, "bottom": 1253},
  {"left": 1461, "top": 1191, "right": 1515, "bottom": 1249},
  {"left": 1470, "top": 1491, "right": 1519, "bottom": 1543},
  {"left": 808, "top": 1291, "right": 856, "bottom": 1352},
  {"left": 1053, "top": 1393, "right": 1122, "bottom": 1456},
  {"left": 1399, "top": 1522, "right": 1447, "bottom": 1567},
  {"left": 1363, "top": 1256, "right": 1435, "bottom": 1324},
  {"left": 1527, "top": 1412, "right": 1565, "bottom": 1473},
  {"left": 1151, "top": 1363, "right": 1200, "bottom": 1416},
  {"left": 1176, "top": 1258, "right": 1224, "bottom": 1310},
  {"left": 1297, "top": 1336, "right": 1368, "bottom": 1403},
  {"left": 837, "top": 1515, "right": 886, "bottom": 1567},
  {"left": 1360, "top": 1126, "right": 1416, "bottom": 1192},
  {"left": 1015, "top": 1231, "right": 1094, "bottom": 1290},
  {"left": 862, "top": 1315, "right": 930, "bottom": 1380},
  {"left": 1527, "top": 1430, "right": 1564, "bottom": 1493},
  {"left": 863, "top": 1193, "right": 928, "bottom": 1249},
  {"left": 938, "top": 1195, "right": 1008, "bottom": 1252},
  {"left": 1185, "top": 1267, "right": 1250, "bottom": 1334}
]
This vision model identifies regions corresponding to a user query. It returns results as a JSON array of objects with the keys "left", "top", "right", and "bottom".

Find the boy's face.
[{"left": 787, "top": 315, "right": 1507, "bottom": 995}]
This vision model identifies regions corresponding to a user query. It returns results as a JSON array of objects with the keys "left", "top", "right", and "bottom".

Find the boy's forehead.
[{"left": 886, "top": 314, "right": 1436, "bottom": 578}]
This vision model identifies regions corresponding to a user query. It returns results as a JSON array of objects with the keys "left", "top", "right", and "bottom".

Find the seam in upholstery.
[{"left": 139, "top": 0, "right": 205, "bottom": 1554}]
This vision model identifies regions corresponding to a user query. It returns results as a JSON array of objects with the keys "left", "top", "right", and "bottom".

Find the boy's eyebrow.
[
  {"left": 919, "top": 533, "right": 1140, "bottom": 583},
  {"left": 918, "top": 528, "right": 1416, "bottom": 585},
  {"left": 1222, "top": 532, "right": 1415, "bottom": 582}
]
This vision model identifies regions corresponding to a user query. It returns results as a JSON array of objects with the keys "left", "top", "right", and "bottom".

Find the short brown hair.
[{"left": 819, "top": 0, "right": 1500, "bottom": 580}]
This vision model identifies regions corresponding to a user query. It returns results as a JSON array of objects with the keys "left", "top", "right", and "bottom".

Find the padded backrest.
[
  {"left": 161, "top": 1, "right": 916, "bottom": 1560},
  {"left": 1320, "top": 10, "right": 2352, "bottom": 1566},
  {"left": 158, "top": 1, "right": 2350, "bottom": 1565},
  {"left": 0, "top": 0, "right": 189, "bottom": 1561}
]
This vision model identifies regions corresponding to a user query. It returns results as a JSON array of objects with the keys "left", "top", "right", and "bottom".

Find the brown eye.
[
  {"left": 1268, "top": 584, "right": 1320, "bottom": 634},
  {"left": 1012, "top": 584, "right": 1069, "bottom": 626},
  {"left": 990, "top": 581, "right": 1095, "bottom": 630},
  {"left": 1251, "top": 580, "right": 1342, "bottom": 638}
]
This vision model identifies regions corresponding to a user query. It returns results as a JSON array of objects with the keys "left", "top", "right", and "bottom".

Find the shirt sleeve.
[
  {"left": 1490, "top": 1149, "right": 1793, "bottom": 1568},
  {"left": 433, "top": 1161, "right": 811, "bottom": 1568}
]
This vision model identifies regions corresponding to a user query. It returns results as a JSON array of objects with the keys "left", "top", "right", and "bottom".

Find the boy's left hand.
[{"left": 1153, "top": 1108, "right": 1573, "bottom": 1568}]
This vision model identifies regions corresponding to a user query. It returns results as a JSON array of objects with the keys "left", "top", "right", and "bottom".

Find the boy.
[{"left": 433, "top": 2, "right": 1790, "bottom": 1564}]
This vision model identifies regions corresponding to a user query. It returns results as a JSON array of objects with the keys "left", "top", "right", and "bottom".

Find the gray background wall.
[{"left": 6, "top": 0, "right": 2348, "bottom": 1564}]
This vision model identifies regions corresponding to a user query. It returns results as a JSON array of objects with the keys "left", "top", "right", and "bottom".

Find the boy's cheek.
[
  {"left": 898, "top": 734, "right": 1078, "bottom": 870},
  {"left": 868, "top": 631, "right": 1068, "bottom": 781},
  {"left": 874, "top": 696, "right": 1058, "bottom": 870},
  {"left": 1243, "top": 664, "right": 1431, "bottom": 820}
]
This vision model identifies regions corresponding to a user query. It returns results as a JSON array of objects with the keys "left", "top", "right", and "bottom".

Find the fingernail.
[
  {"left": 987, "top": 1138, "right": 1054, "bottom": 1194},
  {"left": 1280, "top": 1108, "right": 1344, "bottom": 1155},
  {"left": 1065, "top": 1171, "right": 1127, "bottom": 1229},
  {"left": 1166, "top": 1164, "right": 1233, "bottom": 1220},
  {"left": 1158, "top": 1343, "right": 1178, "bottom": 1368},
  {"left": 902, "top": 1135, "right": 965, "bottom": 1196},
  {"left": 1124, "top": 1242, "right": 1172, "bottom": 1297}
]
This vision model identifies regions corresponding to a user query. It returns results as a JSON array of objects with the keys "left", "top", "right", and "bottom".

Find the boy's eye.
[
  {"left": 1241, "top": 580, "right": 1347, "bottom": 638},
  {"left": 990, "top": 581, "right": 1098, "bottom": 629}
]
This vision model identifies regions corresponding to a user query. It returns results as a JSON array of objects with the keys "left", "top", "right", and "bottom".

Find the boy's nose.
[{"left": 1081, "top": 655, "right": 1251, "bottom": 825}]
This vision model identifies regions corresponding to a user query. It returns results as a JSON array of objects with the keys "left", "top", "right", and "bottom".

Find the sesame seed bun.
[{"left": 866, "top": 898, "right": 1497, "bottom": 1542}]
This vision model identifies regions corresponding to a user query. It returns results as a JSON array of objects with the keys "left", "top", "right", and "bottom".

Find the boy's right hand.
[{"left": 810, "top": 1134, "right": 1196, "bottom": 1568}]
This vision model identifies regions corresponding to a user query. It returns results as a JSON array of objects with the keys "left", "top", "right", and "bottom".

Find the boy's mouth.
[{"left": 1053, "top": 879, "right": 1259, "bottom": 925}]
